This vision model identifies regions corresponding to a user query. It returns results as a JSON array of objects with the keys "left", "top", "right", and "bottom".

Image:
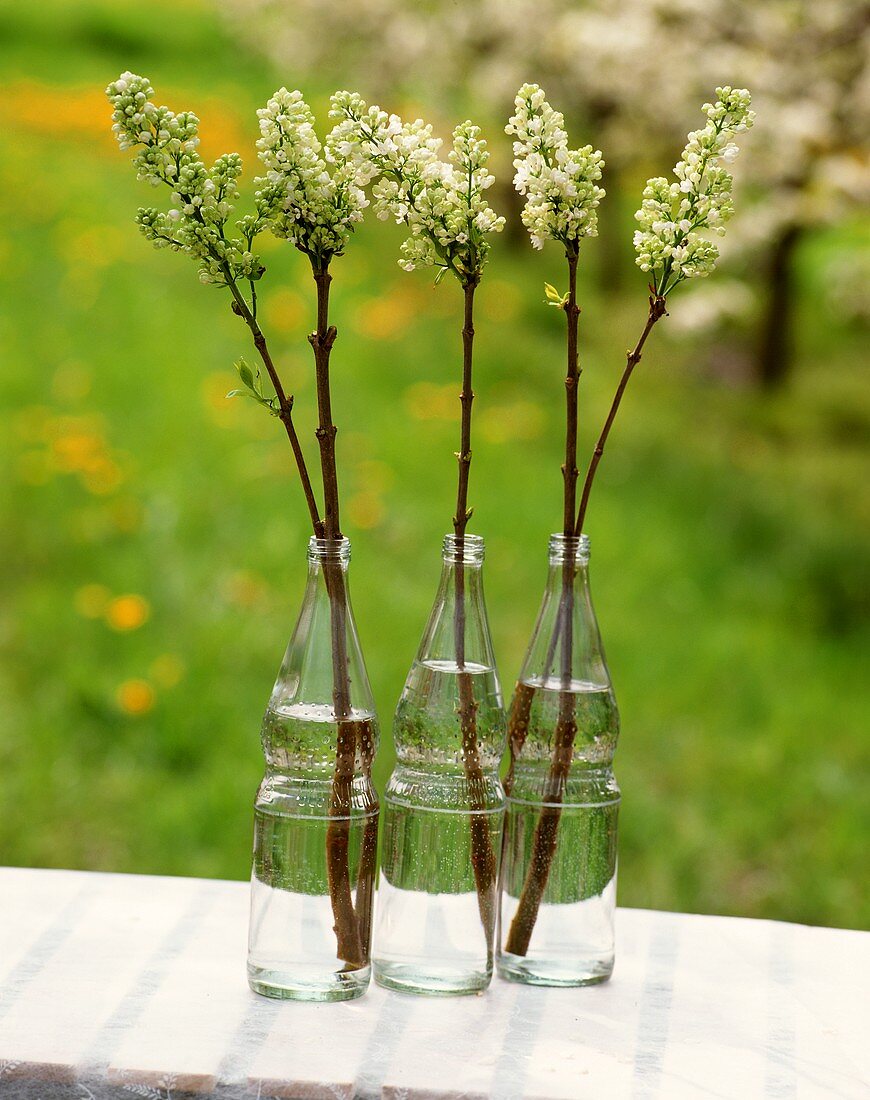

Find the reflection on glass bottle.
[
  {"left": 248, "top": 536, "right": 379, "bottom": 1002},
  {"left": 498, "top": 533, "right": 620, "bottom": 986},
  {"left": 373, "top": 534, "right": 506, "bottom": 995}
]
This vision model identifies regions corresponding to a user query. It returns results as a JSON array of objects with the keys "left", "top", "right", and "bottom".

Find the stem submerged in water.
[
  {"left": 505, "top": 249, "right": 581, "bottom": 955},
  {"left": 353, "top": 717, "right": 379, "bottom": 955},
  {"left": 504, "top": 684, "right": 577, "bottom": 956},
  {"left": 309, "top": 262, "right": 367, "bottom": 969},
  {"left": 505, "top": 290, "right": 669, "bottom": 957}
]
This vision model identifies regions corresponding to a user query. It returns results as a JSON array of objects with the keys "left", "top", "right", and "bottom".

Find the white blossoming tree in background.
[{"left": 220, "top": 0, "right": 869, "bottom": 388}]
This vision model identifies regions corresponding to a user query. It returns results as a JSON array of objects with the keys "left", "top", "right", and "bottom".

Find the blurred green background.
[{"left": 1, "top": 0, "right": 867, "bottom": 929}]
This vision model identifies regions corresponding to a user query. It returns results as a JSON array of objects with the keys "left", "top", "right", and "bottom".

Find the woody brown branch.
[
  {"left": 504, "top": 247, "right": 582, "bottom": 955},
  {"left": 575, "top": 292, "right": 667, "bottom": 536},
  {"left": 506, "top": 290, "right": 669, "bottom": 956},
  {"left": 353, "top": 717, "right": 379, "bottom": 955},
  {"left": 310, "top": 262, "right": 367, "bottom": 969},
  {"left": 227, "top": 284, "right": 324, "bottom": 537},
  {"left": 452, "top": 279, "right": 498, "bottom": 944}
]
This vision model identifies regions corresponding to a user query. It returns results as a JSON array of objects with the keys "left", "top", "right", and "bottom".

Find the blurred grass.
[{"left": 0, "top": 0, "right": 868, "bottom": 929}]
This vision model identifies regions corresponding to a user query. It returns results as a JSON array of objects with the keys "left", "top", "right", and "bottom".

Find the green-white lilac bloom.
[
  {"left": 634, "top": 87, "right": 755, "bottom": 295},
  {"left": 255, "top": 88, "right": 370, "bottom": 270},
  {"left": 106, "top": 72, "right": 265, "bottom": 288},
  {"left": 328, "top": 92, "right": 504, "bottom": 287},
  {"left": 505, "top": 83, "right": 605, "bottom": 251}
]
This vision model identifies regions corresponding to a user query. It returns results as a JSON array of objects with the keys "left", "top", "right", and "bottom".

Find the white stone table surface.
[{"left": 0, "top": 867, "right": 866, "bottom": 1099}]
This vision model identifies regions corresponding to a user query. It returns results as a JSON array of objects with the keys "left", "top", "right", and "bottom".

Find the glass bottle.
[
  {"left": 247, "top": 536, "right": 380, "bottom": 1002},
  {"left": 498, "top": 533, "right": 619, "bottom": 986},
  {"left": 373, "top": 534, "right": 506, "bottom": 995}
]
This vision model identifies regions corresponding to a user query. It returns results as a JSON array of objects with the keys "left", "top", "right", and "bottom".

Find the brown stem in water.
[
  {"left": 325, "top": 707, "right": 363, "bottom": 967},
  {"left": 353, "top": 717, "right": 379, "bottom": 955},
  {"left": 506, "top": 291, "right": 668, "bottom": 956},
  {"left": 213, "top": 253, "right": 364, "bottom": 963},
  {"left": 452, "top": 280, "right": 497, "bottom": 945},
  {"left": 503, "top": 705, "right": 576, "bottom": 956},
  {"left": 309, "top": 263, "right": 366, "bottom": 969},
  {"left": 505, "top": 250, "right": 581, "bottom": 955},
  {"left": 503, "top": 681, "right": 536, "bottom": 800}
]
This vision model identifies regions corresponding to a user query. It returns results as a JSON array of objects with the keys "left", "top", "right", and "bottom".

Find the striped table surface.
[{"left": 0, "top": 868, "right": 866, "bottom": 1100}]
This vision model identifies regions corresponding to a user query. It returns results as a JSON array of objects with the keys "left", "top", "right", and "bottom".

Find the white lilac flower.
[
  {"left": 634, "top": 87, "right": 755, "bottom": 294},
  {"left": 106, "top": 72, "right": 264, "bottom": 287},
  {"left": 328, "top": 92, "right": 504, "bottom": 286},
  {"left": 505, "top": 83, "right": 605, "bottom": 251},
  {"left": 254, "top": 88, "right": 369, "bottom": 268}
]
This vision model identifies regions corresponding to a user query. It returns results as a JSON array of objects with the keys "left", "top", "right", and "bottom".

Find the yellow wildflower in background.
[
  {"left": 105, "top": 595, "right": 150, "bottom": 632},
  {"left": 116, "top": 679, "right": 155, "bottom": 715}
]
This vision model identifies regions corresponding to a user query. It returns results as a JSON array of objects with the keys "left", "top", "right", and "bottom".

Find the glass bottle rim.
[
  {"left": 548, "top": 532, "right": 590, "bottom": 563},
  {"left": 441, "top": 532, "right": 485, "bottom": 564},
  {"left": 307, "top": 535, "right": 351, "bottom": 563}
]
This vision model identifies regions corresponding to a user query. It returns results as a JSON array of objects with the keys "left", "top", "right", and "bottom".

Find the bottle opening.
[
  {"left": 308, "top": 535, "right": 351, "bottom": 564},
  {"left": 442, "top": 533, "right": 485, "bottom": 565},
  {"left": 548, "top": 532, "right": 590, "bottom": 564}
]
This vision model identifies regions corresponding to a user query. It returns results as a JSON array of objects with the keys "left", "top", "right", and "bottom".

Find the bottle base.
[
  {"left": 496, "top": 952, "right": 613, "bottom": 987},
  {"left": 373, "top": 959, "right": 492, "bottom": 996},
  {"left": 247, "top": 963, "right": 370, "bottom": 1002}
]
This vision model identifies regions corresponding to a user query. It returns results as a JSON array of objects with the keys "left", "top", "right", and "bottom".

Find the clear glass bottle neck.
[
  {"left": 262, "top": 531, "right": 377, "bottom": 760},
  {"left": 441, "top": 533, "right": 485, "bottom": 568},
  {"left": 307, "top": 535, "right": 351, "bottom": 568},
  {"left": 409, "top": 533, "right": 494, "bottom": 670},
  {"left": 547, "top": 532, "right": 590, "bottom": 568},
  {"left": 513, "top": 531, "right": 611, "bottom": 690},
  {"left": 394, "top": 530, "right": 504, "bottom": 774}
]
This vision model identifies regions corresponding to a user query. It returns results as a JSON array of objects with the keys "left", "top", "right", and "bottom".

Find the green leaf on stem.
[
  {"left": 236, "top": 357, "right": 256, "bottom": 391},
  {"left": 227, "top": 358, "right": 280, "bottom": 415},
  {"left": 544, "top": 282, "right": 569, "bottom": 308}
]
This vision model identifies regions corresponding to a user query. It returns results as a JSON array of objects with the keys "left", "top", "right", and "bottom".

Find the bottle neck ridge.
[
  {"left": 548, "top": 532, "right": 589, "bottom": 567},
  {"left": 442, "top": 533, "right": 485, "bottom": 566},
  {"left": 307, "top": 535, "right": 351, "bottom": 566}
]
